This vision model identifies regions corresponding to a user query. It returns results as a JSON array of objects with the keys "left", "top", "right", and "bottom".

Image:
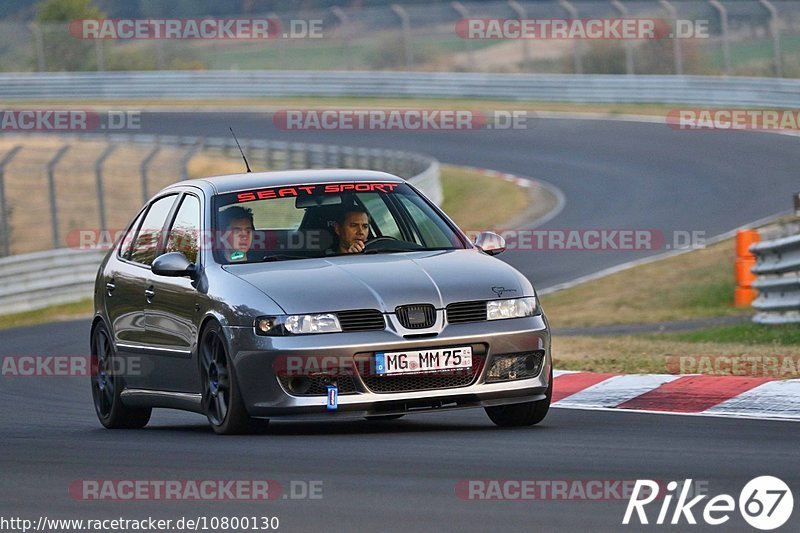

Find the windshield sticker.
[{"left": 236, "top": 183, "right": 399, "bottom": 203}]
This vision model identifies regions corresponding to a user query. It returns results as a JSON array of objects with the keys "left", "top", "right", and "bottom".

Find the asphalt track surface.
[{"left": 2, "top": 115, "right": 800, "bottom": 532}]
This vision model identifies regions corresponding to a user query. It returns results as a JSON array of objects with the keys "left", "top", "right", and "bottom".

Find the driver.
[{"left": 332, "top": 207, "right": 370, "bottom": 254}]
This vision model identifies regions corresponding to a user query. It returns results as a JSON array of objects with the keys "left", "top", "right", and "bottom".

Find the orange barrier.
[{"left": 734, "top": 229, "right": 760, "bottom": 307}]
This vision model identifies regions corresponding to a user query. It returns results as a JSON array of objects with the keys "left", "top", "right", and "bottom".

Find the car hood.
[{"left": 222, "top": 250, "right": 531, "bottom": 314}]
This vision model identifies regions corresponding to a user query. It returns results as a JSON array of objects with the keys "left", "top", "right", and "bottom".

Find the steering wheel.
[{"left": 362, "top": 236, "right": 399, "bottom": 252}]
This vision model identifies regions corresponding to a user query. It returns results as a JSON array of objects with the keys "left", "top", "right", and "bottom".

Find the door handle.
[
  {"left": 105, "top": 279, "right": 116, "bottom": 296},
  {"left": 145, "top": 286, "right": 155, "bottom": 303}
]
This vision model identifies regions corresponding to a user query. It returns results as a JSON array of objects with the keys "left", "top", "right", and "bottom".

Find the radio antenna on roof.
[{"left": 229, "top": 127, "right": 252, "bottom": 173}]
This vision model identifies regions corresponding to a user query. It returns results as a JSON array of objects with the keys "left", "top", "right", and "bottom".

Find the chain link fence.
[
  {"left": 0, "top": 134, "right": 439, "bottom": 258},
  {"left": 2, "top": 1, "right": 800, "bottom": 77}
]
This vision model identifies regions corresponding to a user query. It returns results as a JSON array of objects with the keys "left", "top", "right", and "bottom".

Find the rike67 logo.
[{"left": 624, "top": 477, "right": 793, "bottom": 530}]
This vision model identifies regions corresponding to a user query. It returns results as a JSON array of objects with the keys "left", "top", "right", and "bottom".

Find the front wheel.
[
  {"left": 91, "top": 322, "right": 151, "bottom": 429},
  {"left": 199, "top": 322, "right": 266, "bottom": 434},
  {"left": 485, "top": 368, "right": 552, "bottom": 427}
]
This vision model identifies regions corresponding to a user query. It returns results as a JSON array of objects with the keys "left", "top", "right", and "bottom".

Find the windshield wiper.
[
  {"left": 363, "top": 247, "right": 423, "bottom": 255},
  {"left": 261, "top": 254, "right": 309, "bottom": 262}
]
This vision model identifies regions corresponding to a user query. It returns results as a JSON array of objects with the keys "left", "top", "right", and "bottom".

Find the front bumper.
[{"left": 225, "top": 315, "right": 551, "bottom": 419}]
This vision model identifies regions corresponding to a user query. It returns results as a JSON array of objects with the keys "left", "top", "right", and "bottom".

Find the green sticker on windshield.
[{"left": 230, "top": 251, "right": 245, "bottom": 261}]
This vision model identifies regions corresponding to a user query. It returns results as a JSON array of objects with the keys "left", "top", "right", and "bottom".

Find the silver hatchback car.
[{"left": 91, "top": 169, "right": 552, "bottom": 434}]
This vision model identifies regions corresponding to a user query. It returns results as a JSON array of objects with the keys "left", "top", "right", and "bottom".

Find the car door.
[
  {"left": 144, "top": 192, "right": 203, "bottom": 393},
  {"left": 112, "top": 193, "right": 179, "bottom": 389}
]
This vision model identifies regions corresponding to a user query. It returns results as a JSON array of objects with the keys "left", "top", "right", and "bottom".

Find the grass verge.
[
  {"left": 543, "top": 231, "right": 800, "bottom": 375},
  {"left": 540, "top": 239, "right": 749, "bottom": 328},
  {"left": 0, "top": 299, "right": 93, "bottom": 331},
  {"left": 3, "top": 98, "right": 678, "bottom": 118}
]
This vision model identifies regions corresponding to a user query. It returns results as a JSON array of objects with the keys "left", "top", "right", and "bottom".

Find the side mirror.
[
  {"left": 152, "top": 252, "right": 196, "bottom": 278},
  {"left": 474, "top": 231, "right": 506, "bottom": 256}
]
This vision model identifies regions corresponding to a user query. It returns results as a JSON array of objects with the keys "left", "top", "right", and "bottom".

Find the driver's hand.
[{"left": 346, "top": 240, "right": 365, "bottom": 254}]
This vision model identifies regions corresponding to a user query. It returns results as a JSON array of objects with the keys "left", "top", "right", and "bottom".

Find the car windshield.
[{"left": 212, "top": 181, "right": 467, "bottom": 264}]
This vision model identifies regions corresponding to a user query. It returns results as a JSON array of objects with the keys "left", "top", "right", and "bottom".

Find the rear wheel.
[
  {"left": 199, "top": 322, "right": 266, "bottom": 434},
  {"left": 485, "top": 367, "right": 552, "bottom": 427},
  {"left": 91, "top": 323, "right": 151, "bottom": 429}
]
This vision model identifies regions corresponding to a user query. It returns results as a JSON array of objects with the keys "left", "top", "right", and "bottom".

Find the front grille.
[
  {"left": 395, "top": 304, "right": 436, "bottom": 329},
  {"left": 446, "top": 300, "right": 487, "bottom": 323},
  {"left": 354, "top": 346, "right": 487, "bottom": 394},
  {"left": 337, "top": 309, "right": 386, "bottom": 331},
  {"left": 278, "top": 375, "right": 358, "bottom": 396}
]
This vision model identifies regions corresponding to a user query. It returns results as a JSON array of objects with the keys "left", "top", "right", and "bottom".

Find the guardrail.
[
  {"left": 0, "top": 133, "right": 440, "bottom": 314},
  {"left": 751, "top": 232, "right": 800, "bottom": 324},
  {"left": 2, "top": 71, "right": 800, "bottom": 108},
  {"left": 0, "top": 248, "right": 104, "bottom": 314}
]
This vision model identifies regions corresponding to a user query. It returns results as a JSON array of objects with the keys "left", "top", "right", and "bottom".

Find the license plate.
[{"left": 375, "top": 346, "right": 472, "bottom": 375}]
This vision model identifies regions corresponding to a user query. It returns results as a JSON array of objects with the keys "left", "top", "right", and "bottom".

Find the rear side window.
[
  {"left": 165, "top": 195, "right": 201, "bottom": 264},
  {"left": 130, "top": 195, "right": 177, "bottom": 266}
]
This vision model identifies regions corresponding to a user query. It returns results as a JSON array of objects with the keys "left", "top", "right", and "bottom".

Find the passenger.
[{"left": 219, "top": 206, "right": 255, "bottom": 262}]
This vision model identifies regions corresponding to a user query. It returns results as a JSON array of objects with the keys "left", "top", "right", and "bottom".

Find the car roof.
[{"left": 162, "top": 169, "right": 406, "bottom": 196}]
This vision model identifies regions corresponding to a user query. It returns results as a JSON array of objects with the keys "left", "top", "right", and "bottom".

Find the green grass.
[
  {"left": 658, "top": 323, "right": 800, "bottom": 346},
  {"left": 0, "top": 299, "right": 93, "bottom": 331}
]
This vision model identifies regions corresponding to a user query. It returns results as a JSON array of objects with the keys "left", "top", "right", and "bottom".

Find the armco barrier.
[
  {"left": 2, "top": 71, "right": 800, "bottom": 108},
  {"left": 751, "top": 231, "right": 800, "bottom": 324},
  {"left": 0, "top": 248, "right": 105, "bottom": 314}
]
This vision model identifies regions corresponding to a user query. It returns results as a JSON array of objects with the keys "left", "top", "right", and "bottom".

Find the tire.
[
  {"left": 485, "top": 367, "right": 552, "bottom": 427},
  {"left": 91, "top": 322, "right": 151, "bottom": 429},
  {"left": 364, "top": 414, "right": 405, "bottom": 421},
  {"left": 199, "top": 322, "right": 266, "bottom": 435}
]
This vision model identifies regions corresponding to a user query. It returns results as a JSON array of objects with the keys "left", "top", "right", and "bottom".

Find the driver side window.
[{"left": 129, "top": 195, "right": 177, "bottom": 266}]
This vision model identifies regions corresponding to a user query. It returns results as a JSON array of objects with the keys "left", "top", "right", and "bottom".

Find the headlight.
[
  {"left": 486, "top": 297, "right": 538, "bottom": 320},
  {"left": 256, "top": 314, "right": 342, "bottom": 335},
  {"left": 285, "top": 314, "right": 342, "bottom": 334}
]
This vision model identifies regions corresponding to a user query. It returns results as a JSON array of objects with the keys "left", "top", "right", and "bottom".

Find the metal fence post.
[
  {"left": 659, "top": 0, "right": 683, "bottom": 75},
  {"left": 451, "top": 2, "right": 474, "bottom": 70},
  {"left": 95, "top": 144, "right": 116, "bottom": 231},
  {"left": 391, "top": 4, "right": 414, "bottom": 70},
  {"left": 709, "top": 0, "right": 732, "bottom": 75},
  {"left": 0, "top": 146, "right": 23, "bottom": 257},
  {"left": 611, "top": 0, "right": 635, "bottom": 74},
  {"left": 759, "top": 0, "right": 783, "bottom": 77},
  {"left": 29, "top": 23, "right": 46, "bottom": 72},
  {"left": 559, "top": 0, "right": 582, "bottom": 74},
  {"left": 140, "top": 145, "right": 161, "bottom": 204},
  {"left": 180, "top": 139, "right": 205, "bottom": 181},
  {"left": 47, "top": 146, "right": 70, "bottom": 249},
  {"left": 508, "top": 1, "right": 531, "bottom": 71},
  {"left": 95, "top": 39, "right": 105, "bottom": 71},
  {"left": 331, "top": 7, "right": 352, "bottom": 70}
]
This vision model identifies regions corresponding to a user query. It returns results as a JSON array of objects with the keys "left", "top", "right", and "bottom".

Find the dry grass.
[
  {"left": 540, "top": 239, "right": 749, "bottom": 328},
  {"left": 440, "top": 165, "right": 542, "bottom": 230},
  {"left": 0, "top": 136, "right": 232, "bottom": 255}
]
